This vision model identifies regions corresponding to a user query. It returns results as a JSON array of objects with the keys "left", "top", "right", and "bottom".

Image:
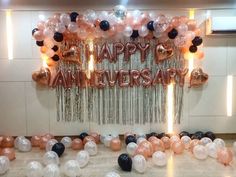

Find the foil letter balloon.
[
  {"left": 189, "top": 68, "right": 209, "bottom": 88},
  {"left": 155, "top": 43, "right": 174, "bottom": 63},
  {"left": 32, "top": 67, "right": 51, "bottom": 86}
]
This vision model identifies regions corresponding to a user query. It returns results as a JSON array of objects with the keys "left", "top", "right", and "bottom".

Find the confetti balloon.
[
  {"left": 43, "top": 151, "right": 59, "bottom": 165},
  {"left": 18, "top": 138, "right": 32, "bottom": 152},
  {"left": 113, "top": 5, "right": 127, "bottom": 19},
  {"left": 153, "top": 15, "right": 169, "bottom": 33},
  {"left": 60, "top": 13, "right": 71, "bottom": 26},
  {"left": 14, "top": 136, "right": 26, "bottom": 149},
  {"left": 46, "top": 139, "right": 58, "bottom": 152},
  {"left": 105, "top": 171, "right": 121, "bottom": 177},
  {"left": 206, "top": 142, "right": 217, "bottom": 158},
  {"left": 63, "top": 160, "right": 81, "bottom": 177},
  {"left": 43, "top": 164, "right": 60, "bottom": 177},
  {"left": 126, "top": 142, "right": 138, "bottom": 156},
  {"left": 84, "top": 141, "right": 97, "bottom": 156},
  {"left": 213, "top": 138, "right": 225, "bottom": 150},
  {"left": 200, "top": 137, "right": 212, "bottom": 146},
  {"left": 55, "top": 23, "right": 66, "bottom": 33},
  {"left": 76, "top": 150, "right": 89, "bottom": 168},
  {"left": 61, "top": 137, "right": 72, "bottom": 148},
  {"left": 152, "top": 151, "right": 167, "bottom": 166},
  {"left": 133, "top": 154, "right": 147, "bottom": 173},
  {"left": 193, "top": 145, "right": 208, "bottom": 160},
  {"left": 181, "top": 136, "right": 191, "bottom": 149},
  {"left": 26, "top": 161, "right": 43, "bottom": 177},
  {"left": 0, "top": 156, "right": 10, "bottom": 175}
]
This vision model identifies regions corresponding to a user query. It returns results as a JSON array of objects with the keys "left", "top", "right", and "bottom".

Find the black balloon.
[
  {"left": 131, "top": 30, "right": 139, "bottom": 39},
  {"left": 51, "top": 143, "right": 65, "bottom": 157},
  {"left": 99, "top": 20, "right": 110, "bottom": 31},
  {"left": 147, "top": 21, "right": 154, "bottom": 31},
  {"left": 205, "top": 131, "right": 216, "bottom": 141},
  {"left": 189, "top": 45, "right": 197, "bottom": 53},
  {"left": 70, "top": 12, "right": 79, "bottom": 22},
  {"left": 192, "top": 36, "right": 203, "bottom": 46},
  {"left": 79, "top": 132, "right": 89, "bottom": 140},
  {"left": 125, "top": 135, "right": 136, "bottom": 145},
  {"left": 36, "top": 41, "right": 44, "bottom": 47},
  {"left": 157, "top": 132, "right": 166, "bottom": 139},
  {"left": 52, "top": 54, "right": 60, "bottom": 61},
  {"left": 32, "top": 28, "right": 39, "bottom": 35},
  {"left": 53, "top": 32, "right": 64, "bottom": 42},
  {"left": 179, "top": 131, "right": 190, "bottom": 138},
  {"left": 118, "top": 153, "right": 132, "bottom": 172},
  {"left": 146, "top": 132, "right": 158, "bottom": 139},
  {"left": 52, "top": 45, "right": 59, "bottom": 52},
  {"left": 168, "top": 28, "right": 178, "bottom": 39},
  {"left": 191, "top": 131, "right": 204, "bottom": 140}
]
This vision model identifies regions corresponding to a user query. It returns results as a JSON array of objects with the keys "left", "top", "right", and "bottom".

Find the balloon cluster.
[{"left": 32, "top": 5, "right": 204, "bottom": 66}]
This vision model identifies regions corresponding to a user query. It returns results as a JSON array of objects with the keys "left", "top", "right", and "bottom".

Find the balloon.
[
  {"left": 200, "top": 137, "right": 212, "bottom": 146},
  {"left": 161, "top": 136, "right": 171, "bottom": 149},
  {"left": 123, "top": 26, "right": 133, "bottom": 37},
  {"left": 89, "top": 132, "right": 100, "bottom": 144},
  {"left": 133, "top": 154, "right": 147, "bottom": 173},
  {"left": 53, "top": 32, "right": 63, "bottom": 42},
  {"left": 36, "top": 41, "right": 44, "bottom": 47},
  {"left": 174, "top": 34, "right": 187, "bottom": 48},
  {"left": 43, "top": 151, "right": 59, "bottom": 165},
  {"left": 153, "top": 15, "right": 169, "bottom": 33},
  {"left": 84, "top": 141, "right": 97, "bottom": 156},
  {"left": 26, "top": 161, "right": 43, "bottom": 177},
  {"left": 152, "top": 151, "right": 167, "bottom": 166},
  {"left": 83, "top": 136, "right": 95, "bottom": 145},
  {"left": 1, "top": 136, "right": 14, "bottom": 148},
  {"left": 155, "top": 43, "right": 174, "bottom": 63},
  {"left": 206, "top": 142, "right": 217, "bottom": 158},
  {"left": 32, "top": 28, "right": 39, "bottom": 35},
  {"left": 189, "top": 68, "right": 209, "bottom": 88},
  {"left": 171, "top": 141, "right": 184, "bottom": 154},
  {"left": 213, "top": 138, "right": 225, "bottom": 150},
  {"left": 187, "top": 19, "right": 197, "bottom": 31},
  {"left": 170, "top": 135, "right": 180, "bottom": 145},
  {"left": 14, "top": 136, "right": 26, "bottom": 149},
  {"left": 79, "top": 132, "right": 89, "bottom": 141},
  {"left": 179, "top": 131, "right": 190, "bottom": 138},
  {"left": 44, "top": 133, "right": 54, "bottom": 139},
  {"left": 55, "top": 23, "right": 66, "bottom": 33},
  {"left": 45, "top": 139, "right": 58, "bottom": 152},
  {"left": 61, "top": 137, "right": 72, "bottom": 148},
  {"left": 44, "top": 38, "right": 54, "bottom": 49},
  {"left": 110, "top": 138, "right": 122, "bottom": 151},
  {"left": 126, "top": 142, "right": 138, "bottom": 156},
  {"left": 60, "top": 13, "right": 71, "bottom": 26},
  {"left": 139, "top": 141, "right": 153, "bottom": 157},
  {"left": 195, "top": 50, "right": 204, "bottom": 60},
  {"left": 68, "top": 22, "right": 78, "bottom": 33},
  {"left": 0, "top": 156, "right": 9, "bottom": 175},
  {"left": 43, "top": 28, "right": 54, "bottom": 39},
  {"left": 70, "top": 12, "right": 79, "bottom": 22},
  {"left": 168, "top": 28, "right": 178, "bottom": 39},
  {"left": 71, "top": 138, "right": 83, "bottom": 150},
  {"left": 147, "top": 21, "right": 154, "bottom": 31},
  {"left": 217, "top": 148, "right": 233, "bottom": 166},
  {"left": 150, "top": 139, "right": 165, "bottom": 152},
  {"left": 31, "top": 135, "right": 41, "bottom": 147},
  {"left": 148, "top": 136, "right": 158, "bottom": 142},
  {"left": 105, "top": 171, "right": 121, "bottom": 177},
  {"left": 18, "top": 138, "right": 32, "bottom": 152},
  {"left": 180, "top": 136, "right": 191, "bottom": 149},
  {"left": 134, "top": 145, "right": 148, "bottom": 160},
  {"left": 51, "top": 143, "right": 65, "bottom": 157},
  {"left": 76, "top": 150, "right": 89, "bottom": 168},
  {"left": 176, "top": 23, "right": 188, "bottom": 34},
  {"left": 104, "top": 135, "right": 113, "bottom": 147},
  {"left": 118, "top": 153, "right": 132, "bottom": 172},
  {"left": 100, "top": 20, "right": 110, "bottom": 31},
  {"left": 33, "top": 31, "right": 45, "bottom": 41},
  {"left": 131, "top": 30, "right": 139, "bottom": 39},
  {"left": 125, "top": 135, "right": 137, "bottom": 145},
  {"left": 191, "top": 131, "right": 204, "bottom": 140},
  {"left": 193, "top": 145, "right": 208, "bottom": 160},
  {"left": 0, "top": 148, "right": 15, "bottom": 161},
  {"left": 43, "top": 164, "right": 60, "bottom": 177},
  {"left": 114, "top": 5, "right": 127, "bottom": 19},
  {"left": 189, "top": 45, "right": 197, "bottom": 53},
  {"left": 137, "top": 43, "right": 150, "bottom": 62},
  {"left": 189, "top": 139, "right": 200, "bottom": 153},
  {"left": 138, "top": 26, "right": 149, "bottom": 37},
  {"left": 63, "top": 160, "right": 81, "bottom": 177},
  {"left": 192, "top": 36, "right": 203, "bottom": 46},
  {"left": 137, "top": 137, "right": 147, "bottom": 145}
]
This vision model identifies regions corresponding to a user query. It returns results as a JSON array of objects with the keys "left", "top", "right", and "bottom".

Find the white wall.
[{"left": 0, "top": 6, "right": 236, "bottom": 136}]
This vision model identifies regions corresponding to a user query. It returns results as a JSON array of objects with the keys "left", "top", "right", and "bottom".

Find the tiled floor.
[{"left": 2, "top": 140, "right": 236, "bottom": 177}]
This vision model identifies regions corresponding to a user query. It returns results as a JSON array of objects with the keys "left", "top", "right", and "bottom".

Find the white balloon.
[
  {"left": 61, "top": 137, "right": 72, "bottom": 148},
  {"left": 126, "top": 142, "right": 138, "bottom": 156},
  {"left": 60, "top": 13, "right": 71, "bottom": 26},
  {"left": 84, "top": 141, "right": 97, "bottom": 156},
  {"left": 43, "top": 164, "right": 60, "bottom": 177},
  {"left": 63, "top": 160, "right": 81, "bottom": 177},
  {"left": 100, "top": 135, "right": 106, "bottom": 144},
  {"left": 43, "top": 28, "right": 54, "bottom": 39},
  {"left": 0, "top": 156, "right": 10, "bottom": 175},
  {"left": 233, "top": 141, "right": 236, "bottom": 155},
  {"left": 84, "top": 9, "right": 97, "bottom": 23},
  {"left": 181, "top": 136, "right": 191, "bottom": 149},
  {"left": 68, "top": 22, "right": 78, "bottom": 33},
  {"left": 123, "top": 26, "right": 133, "bottom": 37},
  {"left": 206, "top": 142, "right": 218, "bottom": 158},
  {"left": 46, "top": 139, "right": 58, "bottom": 152},
  {"left": 43, "top": 151, "right": 59, "bottom": 166},
  {"left": 14, "top": 136, "right": 26, "bottom": 149},
  {"left": 113, "top": 5, "right": 127, "bottom": 19},
  {"left": 152, "top": 151, "right": 167, "bottom": 166},
  {"left": 26, "top": 161, "right": 43, "bottom": 177},
  {"left": 105, "top": 171, "right": 121, "bottom": 177},
  {"left": 104, "top": 135, "right": 113, "bottom": 147},
  {"left": 137, "top": 137, "right": 146, "bottom": 145},
  {"left": 55, "top": 23, "right": 66, "bottom": 33},
  {"left": 200, "top": 137, "right": 212, "bottom": 146},
  {"left": 138, "top": 25, "right": 149, "bottom": 37},
  {"left": 99, "top": 11, "right": 109, "bottom": 20},
  {"left": 193, "top": 145, "right": 208, "bottom": 160},
  {"left": 213, "top": 138, "right": 225, "bottom": 150},
  {"left": 133, "top": 154, "right": 147, "bottom": 173},
  {"left": 18, "top": 138, "right": 32, "bottom": 152},
  {"left": 76, "top": 150, "right": 89, "bottom": 168}
]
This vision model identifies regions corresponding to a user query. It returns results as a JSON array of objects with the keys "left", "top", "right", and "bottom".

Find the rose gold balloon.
[
  {"left": 171, "top": 17, "right": 180, "bottom": 27},
  {"left": 195, "top": 50, "right": 204, "bottom": 60},
  {"left": 40, "top": 136, "right": 50, "bottom": 150},
  {"left": 148, "top": 136, "right": 158, "bottom": 142},
  {"left": 194, "top": 28, "right": 201, "bottom": 36},
  {"left": 43, "top": 133, "right": 54, "bottom": 139},
  {"left": 179, "top": 16, "right": 188, "bottom": 24},
  {"left": 110, "top": 138, "right": 122, "bottom": 151},
  {"left": 90, "top": 132, "right": 100, "bottom": 144},
  {"left": 217, "top": 148, "right": 233, "bottom": 166},
  {"left": 161, "top": 136, "right": 171, "bottom": 149},
  {"left": 189, "top": 68, "right": 209, "bottom": 88},
  {"left": 72, "top": 138, "right": 83, "bottom": 150},
  {"left": 83, "top": 136, "right": 95, "bottom": 145},
  {"left": 189, "top": 139, "right": 200, "bottom": 153},
  {"left": 187, "top": 19, "right": 197, "bottom": 31},
  {"left": 0, "top": 148, "right": 15, "bottom": 161},
  {"left": 135, "top": 146, "right": 148, "bottom": 160},
  {"left": 0, "top": 136, "right": 3, "bottom": 147},
  {"left": 31, "top": 135, "right": 41, "bottom": 147},
  {"left": 150, "top": 139, "right": 165, "bottom": 152},
  {"left": 139, "top": 140, "right": 153, "bottom": 157},
  {"left": 172, "top": 141, "right": 184, "bottom": 154},
  {"left": 1, "top": 136, "right": 14, "bottom": 148}
]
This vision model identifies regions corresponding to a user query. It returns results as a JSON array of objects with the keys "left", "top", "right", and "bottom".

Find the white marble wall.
[{"left": 0, "top": 9, "right": 235, "bottom": 136}]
